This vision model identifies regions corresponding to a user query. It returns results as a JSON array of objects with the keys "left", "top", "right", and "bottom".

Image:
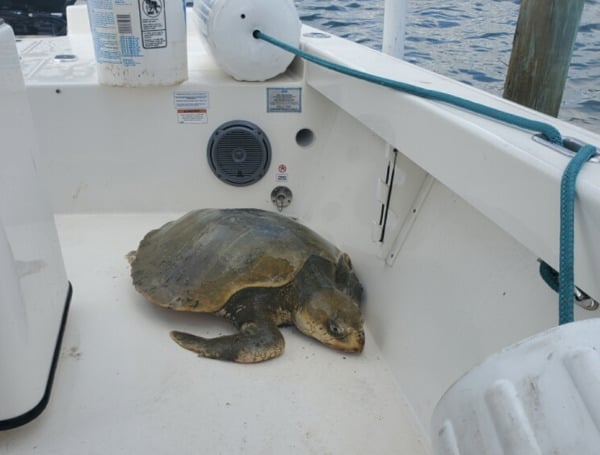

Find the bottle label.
[{"left": 138, "top": 0, "right": 168, "bottom": 49}]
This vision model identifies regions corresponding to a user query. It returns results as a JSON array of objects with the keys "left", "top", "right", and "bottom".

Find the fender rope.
[
  {"left": 558, "top": 144, "right": 597, "bottom": 324},
  {"left": 255, "top": 30, "right": 597, "bottom": 324}
]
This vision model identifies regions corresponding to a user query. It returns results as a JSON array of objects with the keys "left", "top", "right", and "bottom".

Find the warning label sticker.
[
  {"left": 174, "top": 91, "right": 210, "bottom": 124},
  {"left": 174, "top": 91, "right": 209, "bottom": 109},
  {"left": 267, "top": 87, "right": 302, "bottom": 113},
  {"left": 275, "top": 163, "right": 289, "bottom": 182},
  {"left": 177, "top": 109, "right": 208, "bottom": 124},
  {"left": 138, "top": 0, "right": 167, "bottom": 49}
]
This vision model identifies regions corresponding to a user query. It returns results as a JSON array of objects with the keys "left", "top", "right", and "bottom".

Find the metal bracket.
[
  {"left": 538, "top": 259, "right": 599, "bottom": 311},
  {"left": 385, "top": 174, "right": 434, "bottom": 266},
  {"left": 372, "top": 145, "right": 434, "bottom": 265},
  {"left": 532, "top": 134, "right": 599, "bottom": 162},
  {"left": 574, "top": 287, "right": 600, "bottom": 311}
]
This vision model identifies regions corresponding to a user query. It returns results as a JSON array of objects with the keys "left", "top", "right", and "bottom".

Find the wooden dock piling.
[{"left": 503, "top": 0, "right": 585, "bottom": 117}]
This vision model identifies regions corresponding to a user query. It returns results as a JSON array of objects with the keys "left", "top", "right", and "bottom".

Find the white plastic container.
[
  {"left": 0, "top": 20, "right": 71, "bottom": 429},
  {"left": 87, "top": 0, "right": 188, "bottom": 86},
  {"left": 194, "top": 0, "right": 301, "bottom": 81},
  {"left": 432, "top": 319, "right": 600, "bottom": 454}
]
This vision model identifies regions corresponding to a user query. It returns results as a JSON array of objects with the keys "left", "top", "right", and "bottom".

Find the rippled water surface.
[{"left": 295, "top": 0, "right": 600, "bottom": 133}]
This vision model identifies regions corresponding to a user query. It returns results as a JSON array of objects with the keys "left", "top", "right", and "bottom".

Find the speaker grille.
[{"left": 207, "top": 120, "right": 271, "bottom": 186}]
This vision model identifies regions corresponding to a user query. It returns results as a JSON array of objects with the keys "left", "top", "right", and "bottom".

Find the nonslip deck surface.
[{"left": 1, "top": 214, "right": 429, "bottom": 455}]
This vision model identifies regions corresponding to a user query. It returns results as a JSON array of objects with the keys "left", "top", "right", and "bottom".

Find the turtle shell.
[{"left": 130, "top": 209, "right": 341, "bottom": 312}]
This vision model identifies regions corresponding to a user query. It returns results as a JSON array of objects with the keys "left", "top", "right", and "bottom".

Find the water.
[{"left": 295, "top": 0, "right": 600, "bottom": 134}]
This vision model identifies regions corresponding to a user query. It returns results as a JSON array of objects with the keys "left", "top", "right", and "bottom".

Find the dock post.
[{"left": 503, "top": 0, "right": 585, "bottom": 117}]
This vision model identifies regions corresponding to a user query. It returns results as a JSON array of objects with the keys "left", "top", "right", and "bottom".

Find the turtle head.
[{"left": 294, "top": 288, "right": 365, "bottom": 353}]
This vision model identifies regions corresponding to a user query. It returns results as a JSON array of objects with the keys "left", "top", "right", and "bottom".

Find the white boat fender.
[
  {"left": 432, "top": 318, "right": 600, "bottom": 454},
  {"left": 194, "top": 0, "right": 301, "bottom": 81}
]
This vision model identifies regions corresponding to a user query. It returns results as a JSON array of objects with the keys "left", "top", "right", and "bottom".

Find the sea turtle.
[{"left": 128, "top": 208, "right": 365, "bottom": 363}]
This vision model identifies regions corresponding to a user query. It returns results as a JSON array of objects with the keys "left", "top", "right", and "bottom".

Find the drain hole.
[{"left": 296, "top": 128, "right": 315, "bottom": 147}]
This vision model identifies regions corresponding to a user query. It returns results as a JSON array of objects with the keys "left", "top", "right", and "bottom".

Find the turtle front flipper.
[
  {"left": 335, "top": 253, "right": 363, "bottom": 302},
  {"left": 170, "top": 321, "right": 285, "bottom": 363}
]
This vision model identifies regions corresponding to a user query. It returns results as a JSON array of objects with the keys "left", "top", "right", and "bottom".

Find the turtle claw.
[{"left": 170, "top": 324, "right": 284, "bottom": 363}]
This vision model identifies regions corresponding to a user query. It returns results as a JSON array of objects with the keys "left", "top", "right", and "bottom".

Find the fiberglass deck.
[{"left": 1, "top": 214, "right": 429, "bottom": 455}]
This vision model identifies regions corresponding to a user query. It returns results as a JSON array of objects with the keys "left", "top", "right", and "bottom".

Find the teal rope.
[
  {"left": 254, "top": 30, "right": 598, "bottom": 324},
  {"left": 559, "top": 144, "right": 597, "bottom": 324},
  {"left": 254, "top": 30, "right": 563, "bottom": 144}
]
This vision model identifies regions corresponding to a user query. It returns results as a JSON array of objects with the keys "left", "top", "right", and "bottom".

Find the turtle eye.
[{"left": 327, "top": 320, "right": 346, "bottom": 339}]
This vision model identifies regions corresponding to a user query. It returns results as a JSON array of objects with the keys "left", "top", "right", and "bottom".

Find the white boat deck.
[
  {"left": 1, "top": 214, "right": 429, "bottom": 454},
  {"left": 5, "top": 5, "right": 600, "bottom": 453}
]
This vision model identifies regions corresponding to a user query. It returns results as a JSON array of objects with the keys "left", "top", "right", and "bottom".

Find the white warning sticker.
[
  {"left": 267, "top": 87, "right": 302, "bottom": 113},
  {"left": 174, "top": 91, "right": 209, "bottom": 109},
  {"left": 174, "top": 91, "right": 209, "bottom": 124},
  {"left": 177, "top": 109, "right": 208, "bottom": 124},
  {"left": 275, "top": 163, "right": 289, "bottom": 182}
]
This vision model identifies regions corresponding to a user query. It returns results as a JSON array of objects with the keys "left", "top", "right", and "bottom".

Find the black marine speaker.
[{"left": 207, "top": 120, "right": 271, "bottom": 186}]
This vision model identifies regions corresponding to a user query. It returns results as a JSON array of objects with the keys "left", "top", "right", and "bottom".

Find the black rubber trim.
[{"left": 0, "top": 282, "right": 73, "bottom": 431}]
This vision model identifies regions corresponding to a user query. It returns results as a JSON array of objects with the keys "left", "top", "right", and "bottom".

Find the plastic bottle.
[{"left": 87, "top": 0, "right": 188, "bottom": 86}]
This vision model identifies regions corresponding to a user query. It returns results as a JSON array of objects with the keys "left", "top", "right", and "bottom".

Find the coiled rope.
[{"left": 255, "top": 30, "right": 597, "bottom": 324}]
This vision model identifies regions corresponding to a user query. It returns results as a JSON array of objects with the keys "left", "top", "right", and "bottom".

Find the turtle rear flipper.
[{"left": 170, "top": 321, "right": 284, "bottom": 363}]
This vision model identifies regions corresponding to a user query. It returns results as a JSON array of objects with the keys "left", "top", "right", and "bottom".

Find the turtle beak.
[
  {"left": 352, "top": 329, "right": 366, "bottom": 352},
  {"left": 332, "top": 328, "right": 365, "bottom": 353}
]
